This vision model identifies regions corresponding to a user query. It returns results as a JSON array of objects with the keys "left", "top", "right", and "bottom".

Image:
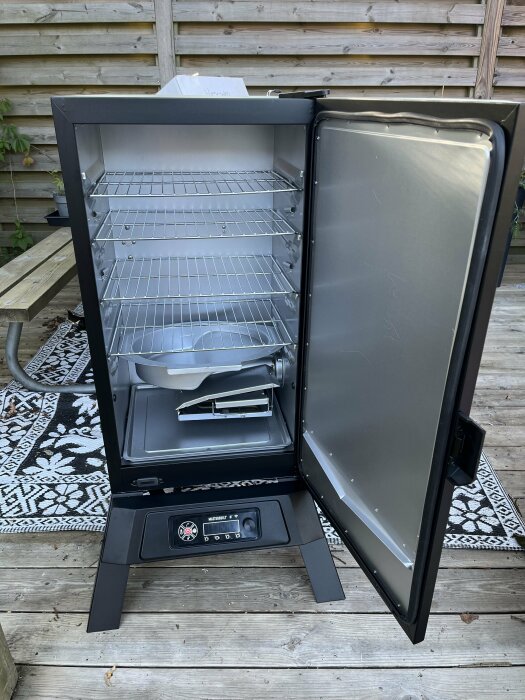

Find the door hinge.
[
  {"left": 447, "top": 413, "right": 485, "bottom": 487},
  {"left": 132, "top": 477, "right": 163, "bottom": 490}
]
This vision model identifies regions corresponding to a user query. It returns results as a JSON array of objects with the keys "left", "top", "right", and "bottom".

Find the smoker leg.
[
  {"left": 87, "top": 496, "right": 138, "bottom": 633},
  {"left": 300, "top": 537, "right": 345, "bottom": 603},
  {"left": 87, "top": 561, "right": 130, "bottom": 633},
  {"left": 288, "top": 488, "right": 345, "bottom": 603}
]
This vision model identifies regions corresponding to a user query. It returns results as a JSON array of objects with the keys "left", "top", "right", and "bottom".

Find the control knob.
[{"left": 242, "top": 517, "right": 256, "bottom": 535}]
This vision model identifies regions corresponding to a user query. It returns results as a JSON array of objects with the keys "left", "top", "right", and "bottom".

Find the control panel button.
[
  {"left": 243, "top": 517, "right": 256, "bottom": 534},
  {"left": 177, "top": 521, "right": 198, "bottom": 542}
]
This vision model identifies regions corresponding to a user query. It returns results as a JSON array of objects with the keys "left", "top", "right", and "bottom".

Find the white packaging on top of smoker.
[{"left": 157, "top": 75, "right": 249, "bottom": 97}]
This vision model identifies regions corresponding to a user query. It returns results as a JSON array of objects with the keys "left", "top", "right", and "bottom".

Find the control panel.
[
  {"left": 171, "top": 509, "right": 260, "bottom": 548},
  {"left": 140, "top": 500, "right": 288, "bottom": 561}
]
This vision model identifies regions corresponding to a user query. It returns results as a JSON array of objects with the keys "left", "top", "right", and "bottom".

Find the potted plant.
[{"left": 49, "top": 169, "right": 68, "bottom": 217}]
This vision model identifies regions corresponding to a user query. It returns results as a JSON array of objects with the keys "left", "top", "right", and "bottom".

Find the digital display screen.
[{"left": 203, "top": 520, "right": 240, "bottom": 536}]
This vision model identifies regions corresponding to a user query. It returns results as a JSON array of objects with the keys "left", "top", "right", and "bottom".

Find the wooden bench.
[{"left": 0, "top": 227, "right": 94, "bottom": 394}]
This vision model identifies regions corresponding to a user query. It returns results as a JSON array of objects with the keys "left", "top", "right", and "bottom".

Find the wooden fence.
[{"left": 1, "top": 0, "right": 524, "bottom": 258}]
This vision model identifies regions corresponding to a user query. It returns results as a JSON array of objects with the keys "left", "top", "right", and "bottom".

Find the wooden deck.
[{"left": 0, "top": 269, "right": 523, "bottom": 698}]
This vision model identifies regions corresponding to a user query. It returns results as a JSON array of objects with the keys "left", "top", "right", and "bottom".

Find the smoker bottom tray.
[{"left": 123, "top": 385, "right": 292, "bottom": 463}]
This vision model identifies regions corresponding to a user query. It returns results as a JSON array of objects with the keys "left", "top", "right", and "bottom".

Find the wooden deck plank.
[
  {"left": 2, "top": 612, "right": 523, "bottom": 667},
  {"left": 482, "top": 446, "right": 525, "bottom": 470},
  {"left": 474, "top": 430, "right": 524, "bottom": 448},
  {"left": 470, "top": 406, "right": 525, "bottom": 428},
  {"left": 471, "top": 407, "right": 525, "bottom": 446},
  {"left": 480, "top": 352, "right": 525, "bottom": 369},
  {"left": 474, "top": 373, "right": 525, "bottom": 390},
  {"left": 0, "top": 532, "right": 523, "bottom": 569},
  {"left": 0, "top": 242, "right": 76, "bottom": 322},
  {"left": 0, "top": 228, "right": 71, "bottom": 298},
  {"left": 498, "top": 470, "right": 525, "bottom": 498},
  {"left": 473, "top": 391, "right": 525, "bottom": 408},
  {"left": 13, "top": 666, "right": 525, "bottom": 700},
  {"left": 0, "top": 567, "right": 522, "bottom": 614}
]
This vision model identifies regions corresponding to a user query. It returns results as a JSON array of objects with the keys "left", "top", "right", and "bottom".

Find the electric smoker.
[{"left": 52, "top": 94, "right": 525, "bottom": 643}]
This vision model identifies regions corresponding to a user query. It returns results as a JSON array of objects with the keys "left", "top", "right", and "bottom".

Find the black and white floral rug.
[{"left": 1, "top": 317, "right": 524, "bottom": 551}]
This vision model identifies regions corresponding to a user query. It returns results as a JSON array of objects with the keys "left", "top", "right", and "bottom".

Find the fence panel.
[{"left": 0, "top": 0, "right": 523, "bottom": 252}]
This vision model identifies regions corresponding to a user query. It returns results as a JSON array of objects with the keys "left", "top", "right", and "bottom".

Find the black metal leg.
[
  {"left": 85, "top": 486, "right": 345, "bottom": 632},
  {"left": 286, "top": 488, "right": 345, "bottom": 604},
  {"left": 300, "top": 537, "right": 345, "bottom": 603},
  {"left": 87, "top": 561, "right": 130, "bottom": 633}
]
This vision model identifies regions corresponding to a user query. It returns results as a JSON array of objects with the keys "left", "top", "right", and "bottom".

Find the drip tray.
[{"left": 123, "top": 385, "right": 292, "bottom": 463}]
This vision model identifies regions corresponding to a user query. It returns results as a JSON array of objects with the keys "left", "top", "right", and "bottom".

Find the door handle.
[{"left": 447, "top": 413, "right": 485, "bottom": 487}]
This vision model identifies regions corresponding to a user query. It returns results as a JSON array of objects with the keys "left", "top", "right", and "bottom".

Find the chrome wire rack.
[
  {"left": 102, "top": 255, "right": 296, "bottom": 302},
  {"left": 108, "top": 298, "right": 294, "bottom": 357},
  {"left": 91, "top": 170, "right": 299, "bottom": 198},
  {"left": 94, "top": 208, "right": 298, "bottom": 241}
]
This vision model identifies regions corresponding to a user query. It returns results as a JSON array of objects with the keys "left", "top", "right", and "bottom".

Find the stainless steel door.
[{"left": 301, "top": 110, "right": 506, "bottom": 642}]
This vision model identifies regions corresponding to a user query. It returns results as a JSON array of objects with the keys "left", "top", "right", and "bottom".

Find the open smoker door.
[{"left": 300, "top": 110, "right": 505, "bottom": 643}]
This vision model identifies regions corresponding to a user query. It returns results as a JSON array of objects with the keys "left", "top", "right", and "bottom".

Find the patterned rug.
[{"left": 1, "top": 317, "right": 524, "bottom": 551}]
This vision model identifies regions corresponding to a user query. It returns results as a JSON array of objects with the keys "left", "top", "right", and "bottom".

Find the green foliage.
[
  {"left": 49, "top": 169, "right": 65, "bottom": 194},
  {"left": 10, "top": 220, "right": 33, "bottom": 252},
  {"left": 512, "top": 169, "right": 525, "bottom": 239},
  {"left": 0, "top": 98, "right": 35, "bottom": 263},
  {"left": 1, "top": 221, "right": 35, "bottom": 264},
  {"left": 511, "top": 203, "right": 521, "bottom": 239},
  {"left": 0, "top": 98, "right": 31, "bottom": 163}
]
